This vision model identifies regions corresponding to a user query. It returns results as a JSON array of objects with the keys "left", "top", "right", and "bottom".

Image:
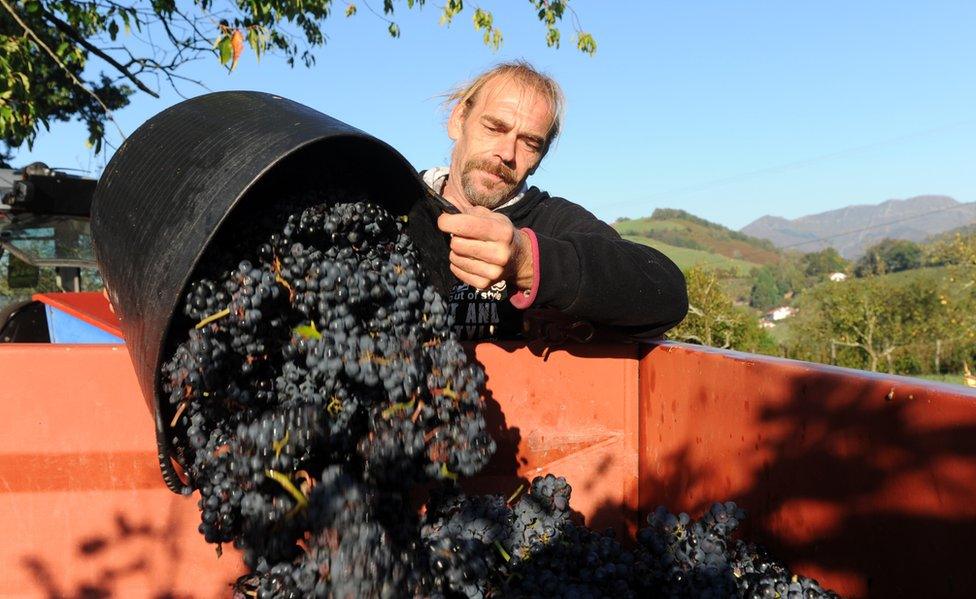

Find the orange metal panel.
[
  {"left": 0, "top": 345, "right": 244, "bottom": 598},
  {"left": 466, "top": 341, "right": 641, "bottom": 536},
  {"left": 639, "top": 341, "right": 976, "bottom": 598},
  {"left": 0, "top": 341, "right": 641, "bottom": 596}
]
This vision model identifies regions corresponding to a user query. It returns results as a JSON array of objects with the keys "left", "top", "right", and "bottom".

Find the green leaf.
[
  {"left": 388, "top": 22, "right": 400, "bottom": 38},
  {"left": 439, "top": 0, "right": 462, "bottom": 26},
  {"left": 345, "top": 3, "right": 357, "bottom": 17},
  {"left": 248, "top": 27, "right": 267, "bottom": 62},
  {"left": 472, "top": 8, "right": 502, "bottom": 51},
  {"left": 472, "top": 8, "right": 491, "bottom": 29},
  {"left": 218, "top": 36, "right": 232, "bottom": 66},
  {"left": 247, "top": 28, "right": 258, "bottom": 55},
  {"left": 439, "top": 463, "right": 459, "bottom": 481},
  {"left": 293, "top": 321, "right": 322, "bottom": 340},
  {"left": 576, "top": 32, "right": 597, "bottom": 55},
  {"left": 108, "top": 20, "right": 119, "bottom": 41},
  {"left": 545, "top": 27, "right": 560, "bottom": 48},
  {"left": 491, "top": 29, "right": 502, "bottom": 50}
]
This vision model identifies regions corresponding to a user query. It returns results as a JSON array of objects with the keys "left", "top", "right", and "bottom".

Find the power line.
[
  {"left": 775, "top": 202, "right": 976, "bottom": 251},
  {"left": 603, "top": 119, "right": 975, "bottom": 210}
]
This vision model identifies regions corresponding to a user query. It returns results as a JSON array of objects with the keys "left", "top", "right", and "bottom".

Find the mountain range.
[{"left": 740, "top": 195, "right": 976, "bottom": 259}]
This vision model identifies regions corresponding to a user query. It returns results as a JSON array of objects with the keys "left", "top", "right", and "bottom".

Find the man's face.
[{"left": 447, "top": 76, "right": 554, "bottom": 209}]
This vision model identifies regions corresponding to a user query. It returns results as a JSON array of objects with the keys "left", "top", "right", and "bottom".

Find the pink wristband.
[{"left": 509, "top": 227, "right": 540, "bottom": 310}]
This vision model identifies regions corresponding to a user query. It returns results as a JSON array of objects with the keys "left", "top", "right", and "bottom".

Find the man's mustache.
[{"left": 464, "top": 160, "right": 515, "bottom": 185}]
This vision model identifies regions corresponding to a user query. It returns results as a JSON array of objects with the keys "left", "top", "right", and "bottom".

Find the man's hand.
[{"left": 437, "top": 206, "right": 534, "bottom": 291}]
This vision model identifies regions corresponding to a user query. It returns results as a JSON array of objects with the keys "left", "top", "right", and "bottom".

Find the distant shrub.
[
  {"left": 651, "top": 208, "right": 716, "bottom": 229},
  {"left": 801, "top": 248, "right": 849, "bottom": 278},
  {"left": 855, "top": 239, "right": 923, "bottom": 276}
]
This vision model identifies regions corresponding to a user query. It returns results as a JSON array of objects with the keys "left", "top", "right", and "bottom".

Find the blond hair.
[{"left": 443, "top": 60, "right": 566, "bottom": 148}]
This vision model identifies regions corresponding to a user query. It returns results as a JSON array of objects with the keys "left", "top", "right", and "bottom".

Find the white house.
[
  {"left": 769, "top": 306, "right": 797, "bottom": 321},
  {"left": 759, "top": 306, "right": 797, "bottom": 329},
  {"left": 829, "top": 272, "right": 848, "bottom": 282}
]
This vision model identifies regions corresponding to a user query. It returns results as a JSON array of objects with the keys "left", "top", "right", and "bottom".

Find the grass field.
[
  {"left": 623, "top": 235, "right": 760, "bottom": 276},
  {"left": 880, "top": 265, "right": 951, "bottom": 283},
  {"left": 613, "top": 219, "right": 685, "bottom": 236}
]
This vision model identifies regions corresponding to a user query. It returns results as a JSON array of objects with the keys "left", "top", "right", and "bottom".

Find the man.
[{"left": 423, "top": 61, "right": 688, "bottom": 341}]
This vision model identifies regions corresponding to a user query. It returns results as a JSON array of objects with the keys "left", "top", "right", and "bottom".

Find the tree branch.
[
  {"left": 832, "top": 338, "right": 867, "bottom": 351},
  {"left": 39, "top": 6, "right": 160, "bottom": 98}
]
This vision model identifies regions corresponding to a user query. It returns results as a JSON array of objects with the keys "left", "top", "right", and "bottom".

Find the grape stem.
[
  {"left": 410, "top": 399, "right": 425, "bottom": 423},
  {"left": 506, "top": 484, "right": 525, "bottom": 505},
  {"left": 169, "top": 400, "right": 188, "bottom": 427},
  {"left": 494, "top": 540, "right": 512, "bottom": 562},
  {"left": 264, "top": 469, "right": 309, "bottom": 508},
  {"left": 381, "top": 399, "right": 415, "bottom": 420},
  {"left": 273, "top": 256, "right": 296, "bottom": 302},
  {"left": 272, "top": 430, "right": 290, "bottom": 459},
  {"left": 195, "top": 308, "right": 231, "bottom": 329},
  {"left": 433, "top": 382, "right": 458, "bottom": 401}
]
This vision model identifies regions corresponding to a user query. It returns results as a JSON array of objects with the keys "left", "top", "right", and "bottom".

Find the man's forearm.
[{"left": 531, "top": 231, "right": 688, "bottom": 334}]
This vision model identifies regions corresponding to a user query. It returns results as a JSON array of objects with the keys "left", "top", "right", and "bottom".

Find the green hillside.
[{"left": 614, "top": 208, "right": 782, "bottom": 266}]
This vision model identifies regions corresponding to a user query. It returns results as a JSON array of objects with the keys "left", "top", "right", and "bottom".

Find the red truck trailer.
[{"left": 3, "top": 93, "right": 974, "bottom": 598}]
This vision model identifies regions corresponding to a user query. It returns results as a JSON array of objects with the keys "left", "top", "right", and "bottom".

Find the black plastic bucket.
[{"left": 91, "top": 91, "right": 452, "bottom": 492}]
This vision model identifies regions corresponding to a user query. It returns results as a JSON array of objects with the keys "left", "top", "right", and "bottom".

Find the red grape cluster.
[{"left": 161, "top": 192, "right": 838, "bottom": 598}]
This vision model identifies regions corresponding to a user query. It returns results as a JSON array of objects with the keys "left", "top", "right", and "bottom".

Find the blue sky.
[{"left": 9, "top": 1, "right": 976, "bottom": 230}]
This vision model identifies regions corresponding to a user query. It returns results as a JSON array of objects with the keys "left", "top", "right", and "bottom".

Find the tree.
[
  {"left": 0, "top": 0, "right": 596, "bottom": 153},
  {"left": 670, "top": 265, "right": 775, "bottom": 353},
  {"left": 800, "top": 247, "right": 848, "bottom": 278},
  {"left": 789, "top": 276, "right": 947, "bottom": 373},
  {"left": 785, "top": 235, "right": 976, "bottom": 376},
  {"left": 747, "top": 261, "right": 803, "bottom": 311},
  {"left": 927, "top": 231, "right": 976, "bottom": 272},
  {"left": 926, "top": 230, "right": 976, "bottom": 362},
  {"left": 854, "top": 238, "right": 922, "bottom": 277},
  {"left": 748, "top": 267, "right": 780, "bottom": 311}
]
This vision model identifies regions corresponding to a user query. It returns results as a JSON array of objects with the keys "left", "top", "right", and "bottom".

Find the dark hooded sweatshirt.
[{"left": 415, "top": 178, "right": 688, "bottom": 342}]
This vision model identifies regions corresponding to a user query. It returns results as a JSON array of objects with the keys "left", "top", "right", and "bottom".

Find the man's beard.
[{"left": 460, "top": 158, "right": 518, "bottom": 209}]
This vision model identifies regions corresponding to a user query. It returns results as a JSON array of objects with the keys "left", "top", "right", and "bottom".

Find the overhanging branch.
[
  {"left": 0, "top": 0, "right": 125, "bottom": 139},
  {"left": 39, "top": 6, "right": 160, "bottom": 98}
]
